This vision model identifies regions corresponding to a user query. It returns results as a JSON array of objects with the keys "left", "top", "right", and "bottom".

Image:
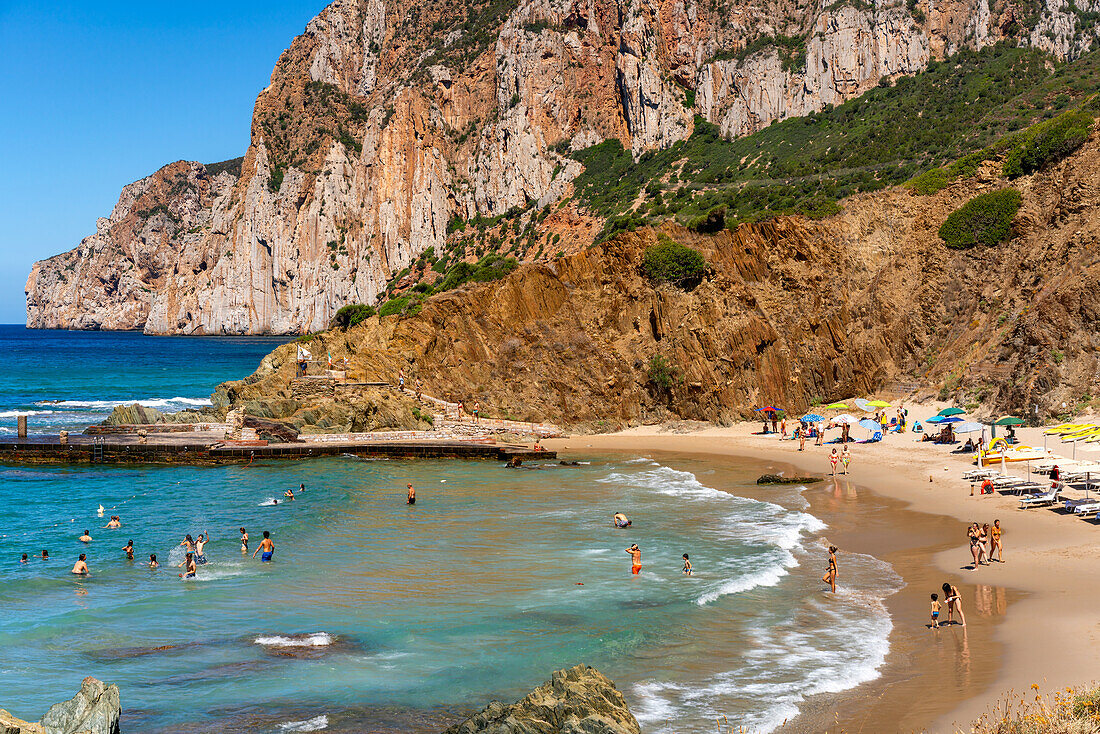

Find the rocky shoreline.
[{"left": 0, "top": 678, "right": 120, "bottom": 734}]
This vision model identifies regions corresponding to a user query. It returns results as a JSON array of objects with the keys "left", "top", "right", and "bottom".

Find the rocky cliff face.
[
  {"left": 26, "top": 0, "right": 1099, "bottom": 334},
  {"left": 213, "top": 131, "right": 1100, "bottom": 424},
  {"left": 0, "top": 677, "right": 121, "bottom": 734}
]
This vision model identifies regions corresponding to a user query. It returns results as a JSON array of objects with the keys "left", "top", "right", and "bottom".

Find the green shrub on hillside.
[
  {"left": 908, "top": 167, "right": 953, "bottom": 195},
  {"left": 641, "top": 237, "right": 709, "bottom": 288},
  {"left": 646, "top": 354, "right": 681, "bottom": 393},
  {"left": 331, "top": 304, "right": 376, "bottom": 329},
  {"left": 1002, "top": 110, "right": 1093, "bottom": 177},
  {"left": 938, "top": 188, "right": 1022, "bottom": 248},
  {"left": 436, "top": 254, "right": 517, "bottom": 291},
  {"left": 689, "top": 205, "right": 726, "bottom": 233}
]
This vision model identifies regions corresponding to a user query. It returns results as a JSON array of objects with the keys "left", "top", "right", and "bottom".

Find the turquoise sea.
[{"left": 0, "top": 327, "right": 902, "bottom": 733}]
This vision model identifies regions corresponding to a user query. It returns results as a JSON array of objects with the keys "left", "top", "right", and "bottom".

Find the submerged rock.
[
  {"left": 756, "top": 474, "right": 823, "bottom": 485},
  {"left": 443, "top": 664, "right": 640, "bottom": 734},
  {"left": 0, "top": 677, "right": 121, "bottom": 734}
]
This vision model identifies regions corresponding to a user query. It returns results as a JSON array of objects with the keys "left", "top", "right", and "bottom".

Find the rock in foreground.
[
  {"left": 756, "top": 474, "right": 823, "bottom": 485},
  {"left": 443, "top": 665, "right": 640, "bottom": 734},
  {"left": 0, "top": 677, "right": 120, "bottom": 734}
]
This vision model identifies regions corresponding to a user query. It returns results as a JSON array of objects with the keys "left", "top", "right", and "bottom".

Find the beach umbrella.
[
  {"left": 936, "top": 415, "right": 963, "bottom": 424},
  {"left": 858, "top": 418, "right": 881, "bottom": 432},
  {"left": 756, "top": 406, "right": 783, "bottom": 413},
  {"left": 802, "top": 413, "right": 824, "bottom": 423},
  {"left": 925, "top": 415, "right": 947, "bottom": 424},
  {"left": 956, "top": 421, "right": 984, "bottom": 433},
  {"left": 853, "top": 398, "right": 873, "bottom": 412},
  {"left": 994, "top": 416, "right": 1025, "bottom": 426},
  {"left": 823, "top": 402, "right": 849, "bottom": 410},
  {"left": 831, "top": 414, "right": 858, "bottom": 425},
  {"left": 938, "top": 407, "right": 966, "bottom": 416},
  {"left": 867, "top": 400, "right": 892, "bottom": 408}
]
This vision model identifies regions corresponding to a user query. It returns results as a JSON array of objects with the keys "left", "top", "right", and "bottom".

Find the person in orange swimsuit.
[
  {"left": 626, "top": 544, "right": 641, "bottom": 574},
  {"left": 990, "top": 519, "right": 1003, "bottom": 562}
]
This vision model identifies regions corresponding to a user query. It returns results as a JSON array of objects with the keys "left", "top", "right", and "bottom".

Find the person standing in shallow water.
[
  {"left": 841, "top": 445, "right": 851, "bottom": 474},
  {"left": 406, "top": 483, "right": 416, "bottom": 505},
  {"left": 253, "top": 531, "right": 274, "bottom": 562},
  {"left": 240, "top": 528, "right": 248, "bottom": 553},
  {"left": 822, "top": 546, "right": 838, "bottom": 592},
  {"left": 626, "top": 544, "right": 641, "bottom": 574},
  {"left": 71, "top": 553, "right": 89, "bottom": 575}
]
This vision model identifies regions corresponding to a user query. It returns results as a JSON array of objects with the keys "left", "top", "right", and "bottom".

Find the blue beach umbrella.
[
  {"left": 937, "top": 415, "right": 964, "bottom": 424},
  {"left": 858, "top": 418, "right": 881, "bottom": 432},
  {"left": 802, "top": 413, "right": 824, "bottom": 423},
  {"left": 925, "top": 415, "right": 947, "bottom": 424}
]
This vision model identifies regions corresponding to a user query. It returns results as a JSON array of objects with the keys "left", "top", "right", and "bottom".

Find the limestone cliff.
[
  {"left": 214, "top": 131, "right": 1100, "bottom": 424},
  {"left": 26, "top": 0, "right": 1099, "bottom": 334}
]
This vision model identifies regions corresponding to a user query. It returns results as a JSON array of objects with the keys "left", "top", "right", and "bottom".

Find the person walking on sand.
[
  {"left": 942, "top": 582, "right": 966, "bottom": 626},
  {"left": 978, "top": 524, "right": 991, "bottom": 565},
  {"left": 930, "top": 594, "right": 941, "bottom": 628},
  {"left": 780, "top": 417, "right": 787, "bottom": 438},
  {"left": 71, "top": 553, "right": 89, "bottom": 575},
  {"left": 798, "top": 426, "right": 806, "bottom": 452},
  {"left": 822, "top": 546, "right": 838, "bottom": 592},
  {"left": 990, "top": 519, "right": 1004, "bottom": 562},
  {"left": 815, "top": 423, "right": 824, "bottom": 446},
  {"left": 841, "top": 445, "right": 851, "bottom": 474},
  {"left": 253, "top": 531, "right": 275, "bottom": 562},
  {"left": 626, "top": 544, "right": 642, "bottom": 574},
  {"left": 967, "top": 524, "right": 983, "bottom": 567},
  {"left": 79, "top": 529, "right": 92, "bottom": 543},
  {"left": 829, "top": 448, "right": 839, "bottom": 476},
  {"left": 240, "top": 527, "right": 249, "bottom": 553},
  {"left": 407, "top": 483, "right": 416, "bottom": 505}
]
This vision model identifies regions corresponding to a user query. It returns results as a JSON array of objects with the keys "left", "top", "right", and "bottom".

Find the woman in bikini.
[
  {"left": 990, "top": 519, "right": 1003, "bottom": 562},
  {"left": 967, "top": 524, "right": 983, "bottom": 567},
  {"left": 941, "top": 582, "right": 966, "bottom": 626},
  {"left": 822, "top": 546, "right": 838, "bottom": 593},
  {"left": 178, "top": 552, "right": 196, "bottom": 579},
  {"left": 829, "top": 448, "right": 839, "bottom": 476},
  {"left": 978, "top": 524, "right": 990, "bottom": 565},
  {"left": 240, "top": 527, "right": 249, "bottom": 553}
]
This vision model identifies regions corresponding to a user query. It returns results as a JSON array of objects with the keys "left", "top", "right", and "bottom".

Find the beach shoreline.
[{"left": 546, "top": 416, "right": 1100, "bottom": 732}]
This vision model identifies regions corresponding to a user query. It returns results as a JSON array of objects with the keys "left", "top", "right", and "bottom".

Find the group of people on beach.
[
  {"left": 930, "top": 582, "right": 967, "bottom": 628},
  {"left": 967, "top": 520, "right": 1004, "bottom": 567},
  {"left": 616, "top": 514, "right": 694, "bottom": 576}
]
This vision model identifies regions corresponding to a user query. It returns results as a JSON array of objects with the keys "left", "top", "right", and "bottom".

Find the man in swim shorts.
[
  {"left": 178, "top": 552, "right": 196, "bottom": 579},
  {"left": 71, "top": 553, "right": 89, "bottom": 575},
  {"left": 407, "top": 483, "right": 416, "bottom": 505},
  {"left": 195, "top": 533, "right": 209, "bottom": 565},
  {"left": 253, "top": 531, "right": 275, "bottom": 562},
  {"left": 626, "top": 544, "right": 641, "bottom": 574},
  {"left": 79, "top": 530, "right": 92, "bottom": 543},
  {"left": 613, "top": 513, "right": 631, "bottom": 528}
]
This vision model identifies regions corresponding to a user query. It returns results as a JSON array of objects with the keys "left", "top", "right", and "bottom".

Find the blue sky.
[{"left": 0, "top": 0, "right": 329, "bottom": 324}]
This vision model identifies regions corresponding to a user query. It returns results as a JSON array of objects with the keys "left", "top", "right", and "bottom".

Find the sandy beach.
[{"left": 546, "top": 407, "right": 1100, "bottom": 732}]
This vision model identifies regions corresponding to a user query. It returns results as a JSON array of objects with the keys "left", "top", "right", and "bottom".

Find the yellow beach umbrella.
[
  {"left": 823, "top": 402, "right": 849, "bottom": 410},
  {"left": 867, "top": 400, "right": 892, "bottom": 408}
]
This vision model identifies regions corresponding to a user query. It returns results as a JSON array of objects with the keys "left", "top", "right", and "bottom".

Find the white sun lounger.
[
  {"left": 1072, "top": 501, "right": 1100, "bottom": 516},
  {"left": 1019, "top": 490, "right": 1060, "bottom": 508}
]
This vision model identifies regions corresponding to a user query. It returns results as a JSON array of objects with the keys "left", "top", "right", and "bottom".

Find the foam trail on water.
[
  {"left": 255, "top": 633, "right": 334, "bottom": 647},
  {"left": 277, "top": 714, "right": 328, "bottom": 732}
]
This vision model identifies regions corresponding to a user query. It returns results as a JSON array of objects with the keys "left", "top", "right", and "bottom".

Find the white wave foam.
[
  {"left": 34, "top": 397, "right": 211, "bottom": 410},
  {"left": 0, "top": 409, "right": 54, "bottom": 418},
  {"left": 259, "top": 498, "right": 279, "bottom": 506},
  {"left": 255, "top": 633, "right": 334, "bottom": 648},
  {"left": 278, "top": 714, "right": 328, "bottom": 732}
]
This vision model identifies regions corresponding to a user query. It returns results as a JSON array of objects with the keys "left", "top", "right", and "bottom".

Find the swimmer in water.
[
  {"left": 613, "top": 513, "right": 631, "bottom": 528},
  {"left": 195, "top": 533, "right": 209, "bottom": 565},
  {"left": 252, "top": 531, "right": 274, "bottom": 562},
  {"left": 272, "top": 498, "right": 279, "bottom": 506},
  {"left": 682, "top": 554, "right": 693, "bottom": 575},
  {"left": 149, "top": 553, "right": 159, "bottom": 568},
  {"left": 178, "top": 552, "right": 196, "bottom": 579},
  {"left": 79, "top": 529, "right": 92, "bottom": 543},
  {"left": 407, "top": 483, "right": 416, "bottom": 505},
  {"left": 122, "top": 540, "right": 134, "bottom": 560},
  {"left": 299, "top": 483, "right": 306, "bottom": 493},
  {"left": 240, "top": 527, "right": 248, "bottom": 553},
  {"left": 626, "top": 544, "right": 641, "bottom": 574},
  {"left": 71, "top": 553, "right": 89, "bottom": 575},
  {"left": 284, "top": 487, "right": 295, "bottom": 500},
  {"left": 21, "top": 553, "right": 28, "bottom": 564},
  {"left": 40, "top": 550, "right": 49, "bottom": 560},
  {"left": 104, "top": 515, "right": 121, "bottom": 529},
  {"left": 180, "top": 534, "right": 195, "bottom": 553}
]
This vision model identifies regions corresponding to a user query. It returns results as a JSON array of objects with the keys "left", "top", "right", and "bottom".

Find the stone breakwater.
[{"left": 0, "top": 677, "right": 121, "bottom": 734}]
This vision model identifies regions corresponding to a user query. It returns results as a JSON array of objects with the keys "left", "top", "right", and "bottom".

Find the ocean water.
[
  {"left": 0, "top": 325, "right": 288, "bottom": 434},
  {"left": 0, "top": 328, "right": 902, "bottom": 732}
]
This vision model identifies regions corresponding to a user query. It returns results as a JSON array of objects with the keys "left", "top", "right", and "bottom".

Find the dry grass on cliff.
[{"left": 969, "top": 686, "right": 1100, "bottom": 734}]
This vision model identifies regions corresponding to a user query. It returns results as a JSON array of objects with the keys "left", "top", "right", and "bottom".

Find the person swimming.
[
  {"left": 252, "top": 531, "right": 274, "bottom": 562},
  {"left": 195, "top": 533, "right": 209, "bottom": 565},
  {"left": 149, "top": 553, "right": 159, "bottom": 568},
  {"left": 299, "top": 483, "right": 306, "bottom": 493},
  {"left": 20, "top": 553, "right": 28, "bottom": 564},
  {"left": 79, "top": 529, "right": 92, "bottom": 543},
  {"left": 40, "top": 550, "right": 49, "bottom": 560},
  {"left": 626, "top": 544, "right": 641, "bottom": 574},
  {"left": 407, "top": 483, "right": 416, "bottom": 505},
  {"left": 682, "top": 554, "right": 693, "bottom": 575},
  {"left": 613, "top": 513, "right": 631, "bottom": 528},
  {"left": 104, "top": 515, "right": 121, "bottom": 529},
  {"left": 284, "top": 487, "right": 295, "bottom": 500},
  {"left": 122, "top": 540, "right": 134, "bottom": 560},
  {"left": 240, "top": 527, "right": 248, "bottom": 553},
  {"left": 178, "top": 552, "right": 196, "bottom": 579},
  {"left": 71, "top": 553, "right": 89, "bottom": 575}
]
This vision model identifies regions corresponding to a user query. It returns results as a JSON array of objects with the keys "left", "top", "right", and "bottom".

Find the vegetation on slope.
[
  {"left": 939, "top": 188, "right": 1022, "bottom": 248},
  {"left": 971, "top": 684, "right": 1100, "bottom": 733},
  {"left": 570, "top": 44, "right": 1100, "bottom": 240}
]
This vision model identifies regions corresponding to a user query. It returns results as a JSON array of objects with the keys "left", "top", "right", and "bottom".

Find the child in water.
[
  {"left": 149, "top": 554, "right": 159, "bottom": 568},
  {"left": 930, "top": 593, "right": 941, "bottom": 628},
  {"left": 682, "top": 554, "right": 693, "bottom": 575}
]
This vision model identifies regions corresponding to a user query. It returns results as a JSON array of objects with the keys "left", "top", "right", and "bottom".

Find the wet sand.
[{"left": 548, "top": 416, "right": 1100, "bottom": 732}]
